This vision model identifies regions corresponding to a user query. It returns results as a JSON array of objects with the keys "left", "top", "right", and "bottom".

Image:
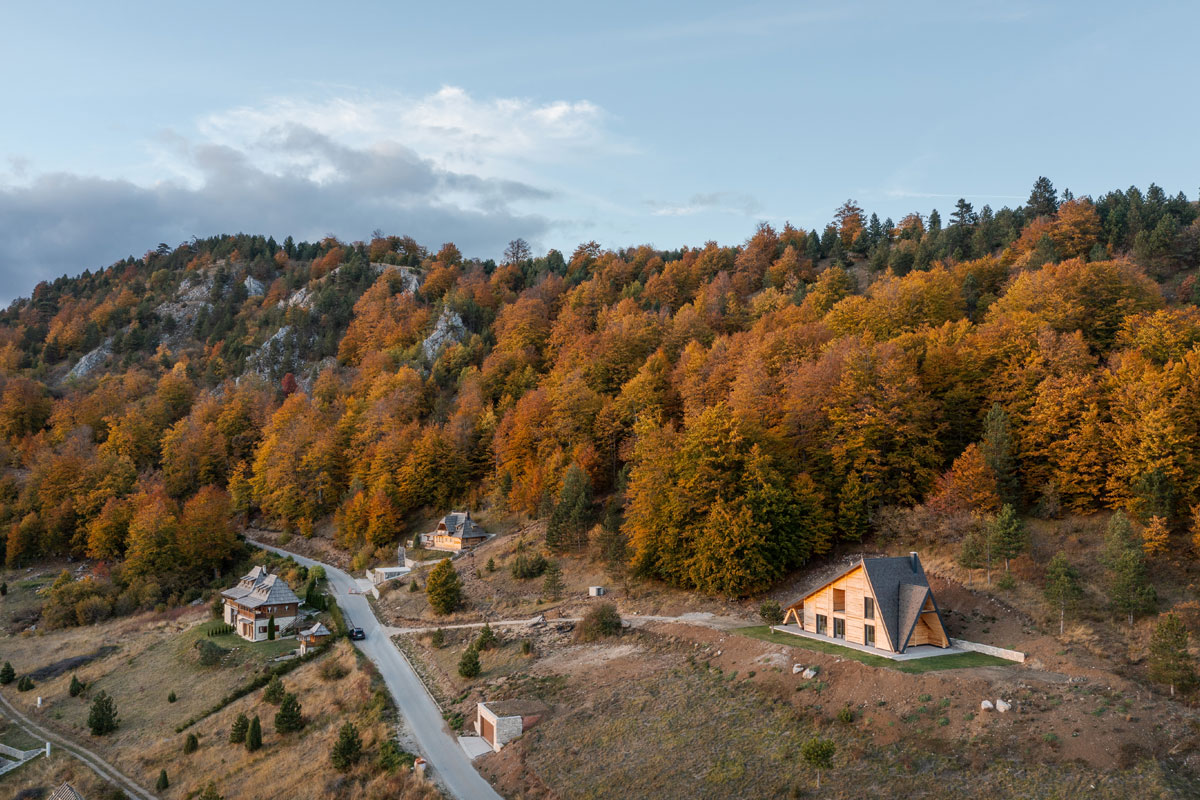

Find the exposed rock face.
[
  {"left": 276, "top": 286, "right": 312, "bottom": 311},
  {"left": 245, "top": 325, "right": 294, "bottom": 378},
  {"left": 422, "top": 307, "right": 465, "bottom": 361},
  {"left": 369, "top": 263, "right": 422, "bottom": 293},
  {"left": 244, "top": 275, "right": 267, "bottom": 297},
  {"left": 66, "top": 339, "right": 113, "bottom": 381}
]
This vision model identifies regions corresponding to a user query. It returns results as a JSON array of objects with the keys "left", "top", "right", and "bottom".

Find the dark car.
[{"left": 349, "top": 627, "right": 366, "bottom": 640}]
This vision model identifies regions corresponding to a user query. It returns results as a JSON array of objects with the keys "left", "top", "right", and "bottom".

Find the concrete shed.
[
  {"left": 588, "top": 586, "right": 606, "bottom": 596},
  {"left": 474, "top": 700, "right": 549, "bottom": 752}
]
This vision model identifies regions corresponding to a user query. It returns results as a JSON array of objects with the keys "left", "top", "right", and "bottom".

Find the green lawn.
[
  {"left": 0, "top": 721, "right": 42, "bottom": 751},
  {"left": 195, "top": 620, "right": 299, "bottom": 660},
  {"left": 734, "top": 626, "right": 1014, "bottom": 673}
]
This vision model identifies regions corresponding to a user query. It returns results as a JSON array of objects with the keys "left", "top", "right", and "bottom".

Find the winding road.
[{"left": 249, "top": 540, "right": 502, "bottom": 800}]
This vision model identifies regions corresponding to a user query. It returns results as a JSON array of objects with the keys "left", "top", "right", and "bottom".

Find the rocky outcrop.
[
  {"left": 369, "top": 263, "right": 422, "bottom": 294},
  {"left": 66, "top": 339, "right": 113, "bottom": 381},
  {"left": 244, "top": 275, "right": 266, "bottom": 297},
  {"left": 422, "top": 307, "right": 465, "bottom": 361}
]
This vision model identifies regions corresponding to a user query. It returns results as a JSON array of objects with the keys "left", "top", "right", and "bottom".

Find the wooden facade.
[{"left": 784, "top": 565, "right": 896, "bottom": 651}]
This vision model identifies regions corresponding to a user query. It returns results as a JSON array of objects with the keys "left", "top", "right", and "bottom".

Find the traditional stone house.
[
  {"left": 420, "top": 511, "right": 488, "bottom": 551},
  {"left": 781, "top": 552, "right": 949, "bottom": 654},
  {"left": 220, "top": 566, "right": 300, "bottom": 642},
  {"left": 474, "top": 700, "right": 548, "bottom": 752},
  {"left": 298, "top": 621, "right": 332, "bottom": 655}
]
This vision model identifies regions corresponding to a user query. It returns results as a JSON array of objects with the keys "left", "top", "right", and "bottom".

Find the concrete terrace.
[{"left": 769, "top": 624, "right": 968, "bottom": 661}]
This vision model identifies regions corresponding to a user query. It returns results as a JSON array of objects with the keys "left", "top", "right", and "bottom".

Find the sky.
[{"left": 1, "top": 0, "right": 1198, "bottom": 304}]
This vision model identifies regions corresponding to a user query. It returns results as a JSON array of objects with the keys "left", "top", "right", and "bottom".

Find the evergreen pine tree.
[
  {"left": 546, "top": 463, "right": 594, "bottom": 552},
  {"left": 0, "top": 661, "right": 14, "bottom": 685},
  {"left": 458, "top": 645, "right": 481, "bottom": 678},
  {"left": 267, "top": 615, "right": 276, "bottom": 641},
  {"left": 958, "top": 528, "right": 984, "bottom": 587},
  {"left": 229, "top": 712, "right": 249, "bottom": 744},
  {"left": 1149, "top": 613, "right": 1197, "bottom": 697},
  {"left": 476, "top": 622, "right": 497, "bottom": 651},
  {"left": 88, "top": 691, "right": 119, "bottom": 736},
  {"left": 426, "top": 559, "right": 462, "bottom": 615},
  {"left": 1027, "top": 176, "right": 1058, "bottom": 217},
  {"left": 1108, "top": 548, "right": 1156, "bottom": 627},
  {"left": 183, "top": 733, "right": 199, "bottom": 754},
  {"left": 542, "top": 561, "right": 564, "bottom": 601},
  {"left": 486, "top": 557, "right": 496, "bottom": 573},
  {"left": 246, "top": 715, "right": 262, "bottom": 751},
  {"left": 0, "top": 581, "right": 7, "bottom": 596},
  {"left": 167, "top": 690, "right": 177, "bottom": 703},
  {"left": 801, "top": 736, "right": 836, "bottom": 790},
  {"left": 263, "top": 674, "right": 286, "bottom": 705},
  {"left": 275, "top": 692, "right": 304, "bottom": 733},
  {"left": 980, "top": 404, "right": 1018, "bottom": 504},
  {"left": 331, "top": 721, "right": 363, "bottom": 772},
  {"left": 156, "top": 770, "right": 169, "bottom": 791},
  {"left": 989, "top": 504, "right": 1027, "bottom": 571},
  {"left": 431, "top": 628, "right": 445, "bottom": 648},
  {"left": 1043, "top": 552, "right": 1082, "bottom": 636},
  {"left": 1103, "top": 511, "right": 1138, "bottom": 568},
  {"left": 198, "top": 781, "right": 224, "bottom": 800}
]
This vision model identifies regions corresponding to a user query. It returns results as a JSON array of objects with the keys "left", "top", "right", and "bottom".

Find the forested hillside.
[{"left": 3, "top": 178, "right": 1200, "bottom": 617}]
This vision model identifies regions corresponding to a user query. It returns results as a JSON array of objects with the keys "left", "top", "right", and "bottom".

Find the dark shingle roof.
[
  {"left": 860, "top": 554, "right": 943, "bottom": 653},
  {"left": 49, "top": 784, "right": 85, "bottom": 800}
]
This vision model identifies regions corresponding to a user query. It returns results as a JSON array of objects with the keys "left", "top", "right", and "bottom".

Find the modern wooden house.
[
  {"left": 220, "top": 565, "right": 301, "bottom": 642},
  {"left": 782, "top": 552, "right": 949, "bottom": 654},
  {"left": 420, "top": 511, "right": 489, "bottom": 551}
]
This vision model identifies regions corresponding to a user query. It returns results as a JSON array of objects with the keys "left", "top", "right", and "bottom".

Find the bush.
[
  {"left": 319, "top": 659, "right": 349, "bottom": 682},
  {"left": 521, "top": 639, "right": 533, "bottom": 656},
  {"left": 263, "top": 674, "right": 286, "bottom": 704},
  {"left": 759, "top": 600, "right": 784, "bottom": 626},
  {"left": 996, "top": 572, "right": 1016, "bottom": 591},
  {"left": 378, "top": 739, "right": 415, "bottom": 773},
  {"left": 167, "top": 690, "right": 177, "bottom": 703},
  {"left": 331, "top": 722, "right": 363, "bottom": 772},
  {"left": 183, "top": 733, "right": 199, "bottom": 754},
  {"left": 75, "top": 595, "right": 113, "bottom": 626},
  {"left": 430, "top": 628, "right": 445, "bottom": 648},
  {"left": 17, "top": 675, "right": 34, "bottom": 692},
  {"left": 576, "top": 603, "right": 622, "bottom": 642},
  {"left": 229, "top": 713, "right": 249, "bottom": 744},
  {"left": 409, "top": 579, "right": 420, "bottom": 593},
  {"left": 836, "top": 706, "right": 854, "bottom": 724},
  {"left": 70, "top": 675, "right": 85, "bottom": 697},
  {"left": 486, "top": 558, "right": 496, "bottom": 573},
  {"left": 275, "top": 692, "right": 304, "bottom": 734},
  {"left": 510, "top": 552, "right": 548, "bottom": 579},
  {"left": 196, "top": 639, "right": 227, "bottom": 667},
  {"left": 0, "top": 581, "right": 6, "bottom": 596},
  {"left": 476, "top": 623, "right": 497, "bottom": 651},
  {"left": 458, "top": 645, "right": 481, "bottom": 678}
]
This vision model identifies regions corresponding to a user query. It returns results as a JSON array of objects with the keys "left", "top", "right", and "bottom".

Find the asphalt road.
[{"left": 249, "top": 540, "right": 502, "bottom": 800}]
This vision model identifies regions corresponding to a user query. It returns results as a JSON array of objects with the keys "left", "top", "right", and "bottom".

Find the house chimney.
[{"left": 910, "top": 551, "right": 919, "bottom": 570}]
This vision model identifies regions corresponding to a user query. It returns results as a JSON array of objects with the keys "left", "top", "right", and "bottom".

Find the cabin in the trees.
[
  {"left": 420, "top": 511, "right": 488, "bottom": 551},
  {"left": 474, "top": 700, "right": 549, "bottom": 752},
  {"left": 781, "top": 552, "right": 949, "bottom": 654},
  {"left": 220, "top": 566, "right": 301, "bottom": 642}
]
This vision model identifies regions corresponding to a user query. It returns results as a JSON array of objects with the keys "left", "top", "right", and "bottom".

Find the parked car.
[{"left": 349, "top": 627, "right": 366, "bottom": 640}]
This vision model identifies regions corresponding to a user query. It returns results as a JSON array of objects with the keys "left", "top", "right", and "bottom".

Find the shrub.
[
  {"left": 836, "top": 705, "right": 854, "bottom": 724},
  {"left": 167, "top": 690, "right": 177, "bottom": 703},
  {"left": 88, "top": 691, "right": 119, "bottom": 736},
  {"left": 0, "top": 581, "right": 6, "bottom": 596},
  {"left": 801, "top": 736, "right": 836, "bottom": 789},
  {"left": 576, "top": 603, "right": 622, "bottom": 642},
  {"left": 17, "top": 675, "right": 34, "bottom": 692},
  {"left": 476, "top": 623, "right": 497, "bottom": 651},
  {"left": 75, "top": 595, "right": 113, "bottom": 626},
  {"left": 521, "top": 639, "right": 533, "bottom": 656},
  {"left": 156, "top": 770, "right": 169, "bottom": 791},
  {"left": 246, "top": 715, "right": 262, "bottom": 752},
  {"left": 198, "top": 781, "right": 224, "bottom": 800},
  {"left": 996, "top": 572, "right": 1016, "bottom": 591},
  {"left": 70, "top": 675, "right": 85, "bottom": 697},
  {"left": 510, "top": 552, "right": 548, "bottom": 579},
  {"left": 458, "top": 646, "right": 481, "bottom": 678},
  {"left": 409, "top": 579, "right": 420, "bottom": 593},
  {"left": 319, "top": 659, "right": 349, "bottom": 682},
  {"left": 263, "top": 674, "right": 286, "bottom": 704},
  {"left": 0, "top": 662, "right": 13, "bottom": 685},
  {"left": 430, "top": 628, "right": 445, "bottom": 648},
  {"left": 229, "top": 713, "right": 249, "bottom": 744},
  {"left": 759, "top": 600, "right": 784, "bottom": 626},
  {"left": 196, "top": 639, "right": 227, "bottom": 667},
  {"left": 183, "top": 733, "right": 199, "bottom": 754},
  {"left": 274, "top": 692, "right": 304, "bottom": 734},
  {"left": 426, "top": 559, "right": 463, "bottom": 615},
  {"left": 378, "top": 739, "right": 415, "bottom": 773},
  {"left": 331, "top": 722, "right": 363, "bottom": 771},
  {"left": 486, "top": 558, "right": 496, "bottom": 573}
]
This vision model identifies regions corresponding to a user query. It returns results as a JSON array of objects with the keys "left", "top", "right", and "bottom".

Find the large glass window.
[
  {"left": 816, "top": 614, "right": 827, "bottom": 636},
  {"left": 833, "top": 618, "right": 845, "bottom": 640},
  {"left": 864, "top": 624, "right": 875, "bottom": 647},
  {"left": 864, "top": 597, "right": 875, "bottom": 620}
]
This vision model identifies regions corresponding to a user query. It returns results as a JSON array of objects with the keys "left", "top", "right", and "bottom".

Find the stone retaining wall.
[{"left": 950, "top": 638, "right": 1025, "bottom": 663}]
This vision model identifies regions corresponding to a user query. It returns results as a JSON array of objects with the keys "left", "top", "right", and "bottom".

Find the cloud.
[
  {"left": 647, "top": 191, "right": 763, "bottom": 217},
  {"left": 0, "top": 87, "right": 614, "bottom": 304}
]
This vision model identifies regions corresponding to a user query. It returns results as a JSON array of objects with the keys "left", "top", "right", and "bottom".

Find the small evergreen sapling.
[
  {"left": 246, "top": 715, "right": 262, "bottom": 751},
  {"left": 88, "top": 691, "right": 119, "bottom": 736},
  {"left": 166, "top": 689, "right": 176, "bottom": 703},
  {"left": 0, "top": 661, "right": 13, "bottom": 685},
  {"left": 183, "top": 733, "right": 199, "bottom": 754},
  {"left": 156, "top": 770, "right": 169, "bottom": 791},
  {"left": 331, "top": 721, "right": 363, "bottom": 771},
  {"left": 198, "top": 782, "right": 224, "bottom": 800},
  {"left": 263, "top": 674, "right": 286, "bottom": 704},
  {"left": 17, "top": 675, "right": 34, "bottom": 692},
  {"left": 759, "top": 600, "right": 784, "bottom": 626},
  {"left": 801, "top": 736, "right": 836, "bottom": 790},
  {"left": 541, "top": 561, "right": 564, "bottom": 601},
  {"left": 476, "top": 622, "right": 497, "bottom": 651},
  {"left": 267, "top": 615, "right": 276, "bottom": 641},
  {"left": 1149, "top": 613, "right": 1197, "bottom": 697},
  {"left": 458, "top": 645, "right": 481, "bottom": 678},
  {"left": 229, "top": 712, "right": 249, "bottom": 744},
  {"left": 275, "top": 692, "right": 304, "bottom": 733}
]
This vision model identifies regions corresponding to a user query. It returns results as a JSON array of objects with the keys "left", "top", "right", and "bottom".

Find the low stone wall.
[
  {"left": 950, "top": 638, "right": 1025, "bottom": 663},
  {"left": 0, "top": 742, "right": 40, "bottom": 760}
]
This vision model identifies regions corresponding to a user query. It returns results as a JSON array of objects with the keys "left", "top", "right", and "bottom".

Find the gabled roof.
[
  {"left": 437, "top": 511, "right": 487, "bottom": 539},
  {"left": 49, "top": 783, "right": 85, "bottom": 800},
  {"left": 220, "top": 566, "right": 300, "bottom": 608}
]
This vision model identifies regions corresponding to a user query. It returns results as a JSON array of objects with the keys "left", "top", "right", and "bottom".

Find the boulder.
[
  {"left": 802, "top": 667, "right": 818, "bottom": 680},
  {"left": 996, "top": 699, "right": 1011, "bottom": 713},
  {"left": 980, "top": 700, "right": 994, "bottom": 712},
  {"left": 792, "top": 664, "right": 804, "bottom": 675}
]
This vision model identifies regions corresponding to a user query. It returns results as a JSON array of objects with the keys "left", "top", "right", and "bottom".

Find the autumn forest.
[{"left": 3, "top": 178, "right": 1200, "bottom": 622}]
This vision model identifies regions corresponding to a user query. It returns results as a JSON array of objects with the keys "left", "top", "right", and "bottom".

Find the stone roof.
[
  {"left": 438, "top": 511, "right": 487, "bottom": 539},
  {"left": 49, "top": 783, "right": 85, "bottom": 800},
  {"left": 480, "top": 699, "right": 550, "bottom": 719},
  {"left": 220, "top": 566, "right": 300, "bottom": 608}
]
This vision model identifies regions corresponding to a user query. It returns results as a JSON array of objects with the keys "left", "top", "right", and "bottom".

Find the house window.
[
  {"left": 816, "top": 614, "right": 827, "bottom": 636},
  {"left": 832, "top": 588, "right": 845, "bottom": 613},
  {"left": 864, "top": 597, "right": 875, "bottom": 620},
  {"left": 864, "top": 624, "right": 875, "bottom": 647},
  {"left": 258, "top": 626, "right": 266, "bottom": 634},
  {"left": 833, "top": 618, "right": 845, "bottom": 640}
]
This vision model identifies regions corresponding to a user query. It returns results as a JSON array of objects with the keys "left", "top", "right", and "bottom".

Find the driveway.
[{"left": 249, "top": 540, "right": 502, "bottom": 800}]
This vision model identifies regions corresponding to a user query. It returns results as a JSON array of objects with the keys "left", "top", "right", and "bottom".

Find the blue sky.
[{"left": 1, "top": 1, "right": 1198, "bottom": 303}]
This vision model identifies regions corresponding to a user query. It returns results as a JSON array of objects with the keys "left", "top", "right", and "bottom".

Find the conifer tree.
[
  {"left": 426, "top": 559, "right": 462, "bottom": 615},
  {"left": 156, "top": 770, "right": 169, "bottom": 791},
  {"left": 458, "top": 645, "right": 481, "bottom": 678},
  {"left": 1149, "top": 613, "right": 1197, "bottom": 697},
  {"left": 331, "top": 721, "right": 363, "bottom": 772},
  {"left": 476, "top": 622, "right": 497, "bottom": 651},
  {"left": 246, "top": 715, "right": 262, "bottom": 751},
  {"left": 198, "top": 781, "right": 224, "bottom": 800},
  {"left": 989, "top": 504, "right": 1026, "bottom": 571},
  {"left": 958, "top": 528, "right": 984, "bottom": 587},
  {"left": 1043, "top": 552, "right": 1082, "bottom": 636},
  {"left": 263, "top": 674, "right": 286, "bottom": 705},
  {"left": 1108, "top": 548, "right": 1156, "bottom": 627},
  {"left": 88, "top": 691, "right": 119, "bottom": 736},
  {"left": 1027, "top": 176, "right": 1058, "bottom": 217},
  {"left": 274, "top": 692, "right": 304, "bottom": 733},
  {"left": 1, "top": 661, "right": 16, "bottom": 685},
  {"left": 1103, "top": 511, "right": 1137, "bottom": 568},
  {"left": 801, "top": 736, "right": 836, "bottom": 790},
  {"left": 546, "top": 463, "right": 593, "bottom": 552},
  {"left": 183, "top": 732, "right": 199, "bottom": 754},
  {"left": 980, "top": 404, "right": 1018, "bottom": 505},
  {"left": 267, "top": 615, "right": 276, "bottom": 641},
  {"left": 541, "top": 561, "right": 564, "bottom": 601},
  {"left": 229, "top": 712, "right": 249, "bottom": 744}
]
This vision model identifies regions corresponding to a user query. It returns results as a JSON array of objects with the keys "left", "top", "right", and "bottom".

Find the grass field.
[{"left": 735, "top": 626, "right": 1014, "bottom": 673}]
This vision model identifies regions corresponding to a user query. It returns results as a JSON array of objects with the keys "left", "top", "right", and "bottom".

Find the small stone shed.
[{"left": 474, "top": 700, "right": 549, "bottom": 752}]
